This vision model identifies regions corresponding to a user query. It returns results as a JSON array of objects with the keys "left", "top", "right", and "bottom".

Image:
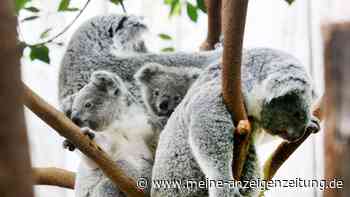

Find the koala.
[
  {"left": 58, "top": 14, "right": 222, "bottom": 118},
  {"left": 151, "top": 48, "right": 319, "bottom": 197},
  {"left": 134, "top": 63, "right": 202, "bottom": 130},
  {"left": 69, "top": 70, "right": 154, "bottom": 197}
]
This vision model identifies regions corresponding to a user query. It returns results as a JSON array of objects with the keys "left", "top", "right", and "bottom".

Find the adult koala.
[
  {"left": 58, "top": 14, "right": 221, "bottom": 117},
  {"left": 151, "top": 48, "right": 319, "bottom": 197}
]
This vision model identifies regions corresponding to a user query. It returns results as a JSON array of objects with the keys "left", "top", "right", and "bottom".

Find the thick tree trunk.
[
  {"left": 0, "top": 1, "right": 34, "bottom": 197},
  {"left": 323, "top": 22, "right": 350, "bottom": 197}
]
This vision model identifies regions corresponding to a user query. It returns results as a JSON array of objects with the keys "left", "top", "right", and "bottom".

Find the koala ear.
[
  {"left": 134, "top": 63, "right": 164, "bottom": 83},
  {"left": 91, "top": 71, "right": 122, "bottom": 96}
]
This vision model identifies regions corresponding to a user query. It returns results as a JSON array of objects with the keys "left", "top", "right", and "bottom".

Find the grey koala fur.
[
  {"left": 134, "top": 62, "right": 202, "bottom": 131},
  {"left": 151, "top": 48, "right": 318, "bottom": 197},
  {"left": 58, "top": 14, "right": 222, "bottom": 117},
  {"left": 71, "top": 70, "right": 154, "bottom": 197}
]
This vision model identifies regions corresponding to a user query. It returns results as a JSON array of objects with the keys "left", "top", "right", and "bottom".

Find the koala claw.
[
  {"left": 63, "top": 140, "right": 76, "bottom": 151},
  {"left": 307, "top": 116, "right": 321, "bottom": 134},
  {"left": 81, "top": 127, "right": 95, "bottom": 140}
]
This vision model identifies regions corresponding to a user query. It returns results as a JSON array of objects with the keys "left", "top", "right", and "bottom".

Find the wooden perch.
[
  {"left": 200, "top": 0, "right": 222, "bottom": 51},
  {"left": 221, "top": 0, "right": 250, "bottom": 180},
  {"left": 22, "top": 84, "right": 144, "bottom": 197},
  {"left": 263, "top": 96, "right": 324, "bottom": 181},
  {"left": 33, "top": 167, "right": 75, "bottom": 189},
  {"left": 0, "top": 1, "right": 34, "bottom": 197}
]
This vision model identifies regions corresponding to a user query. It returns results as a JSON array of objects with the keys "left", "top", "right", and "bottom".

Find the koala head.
[
  {"left": 135, "top": 63, "right": 201, "bottom": 118},
  {"left": 70, "top": 70, "right": 131, "bottom": 131},
  {"left": 104, "top": 15, "right": 148, "bottom": 52},
  {"left": 260, "top": 90, "right": 314, "bottom": 142}
]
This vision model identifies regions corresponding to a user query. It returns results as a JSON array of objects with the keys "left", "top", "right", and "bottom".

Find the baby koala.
[
  {"left": 134, "top": 63, "right": 202, "bottom": 129},
  {"left": 65, "top": 70, "right": 155, "bottom": 197}
]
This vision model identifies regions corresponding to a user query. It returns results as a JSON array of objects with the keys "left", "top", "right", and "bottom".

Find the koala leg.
[{"left": 188, "top": 91, "right": 242, "bottom": 197}]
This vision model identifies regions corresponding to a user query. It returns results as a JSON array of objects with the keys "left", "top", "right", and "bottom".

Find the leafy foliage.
[
  {"left": 158, "top": 33, "right": 172, "bottom": 40},
  {"left": 285, "top": 0, "right": 295, "bottom": 5},
  {"left": 161, "top": 47, "right": 175, "bottom": 52},
  {"left": 15, "top": 0, "right": 31, "bottom": 14},
  {"left": 29, "top": 45, "right": 50, "bottom": 64},
  {"left": 186, "top": 2, "right": 198, "bottom": 22},
  {"left": 58, "top": 0, "right": 79, "bottom": 12}
]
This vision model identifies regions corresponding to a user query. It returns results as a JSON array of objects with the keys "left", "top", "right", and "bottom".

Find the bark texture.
[
  {"left": 221, "top": 0, "right": 251, "bottom": 180},
  {"left": 33, "top": 167, "right": 75, "bottom": 189},
  {"left": 0, "top": 1, "right": 34, "bottom": 197},
  {"left": 200, "top": 0, "right": 222, "bottom": 51}
]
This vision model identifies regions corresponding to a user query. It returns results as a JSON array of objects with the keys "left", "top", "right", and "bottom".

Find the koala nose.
[
  {"left": 159, "top": 100, "right": 169, "bottom": 111},
  {"left": 71, "top": 112, "right": 83, "bottom": 127}
]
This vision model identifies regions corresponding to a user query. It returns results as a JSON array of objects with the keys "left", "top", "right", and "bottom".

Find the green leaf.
[
  {"left": 40, "top": 28, "right": 52, "bottom": 39},
  {"left": 110, "top": 0, "right": 121, "bottom": 5},
  {"left": 15, "top": 0, "right": 31, "bottom": 14},
  {"left": 169, "top": 0, "right": 181, "bottom": 16},
  {"left": 29, "top": 45, "right": 50, "bottom": 64},
  {"left": 196, "top": 0, "right": 206, "bottom": 13},
  {"left": 285, "top": 0, "right": 295, "bottom": 5},
  {"left": 161, "top": 47, "right": 175, "bottom": 52},
  {"left": 58, "top": 0, "right": 78, "bottom": 11},
  {"left": 158, "top": 33, "right": 172, "bottom": 40},
  {"left": 24, "top": 6, "right": 40, "bottom": 13},
  {"left": 186, "top": 2, "right": 198, "bottom": 22},
  {"left": 164, "top": 0, "right": 172, "bottom": 5},
  {"left": 21, "top": 15, "right": 39, "bottom": 22}
]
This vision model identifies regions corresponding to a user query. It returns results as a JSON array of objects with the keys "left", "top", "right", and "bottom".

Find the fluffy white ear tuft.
[
  {"left": 90, "top": 70, "right": 123, "bottom": 96},
  {"left": 134, "top": 63, "right": 165, "bottom": 83}
]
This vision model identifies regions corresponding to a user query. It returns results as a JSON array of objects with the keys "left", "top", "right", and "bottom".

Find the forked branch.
[{"left": 22, "top": 84, "right": 144, "bottom": 197}]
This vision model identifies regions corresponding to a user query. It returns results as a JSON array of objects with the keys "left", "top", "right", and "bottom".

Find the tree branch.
[
  {"left": 221, "top": 0, "right": 250, "bottom": 180},
  {"left": 0, "top": 1, "right": 34, "bottom": 196},
  {"left": 200, "top": 0, "right": 222, "bottom": 51},
  {"left": 33, "top": 167, "right": 75, "bottom": 189},
  {"left": 22, "top": 84, "right": 144, "bottom": 197},
  {"left": 263, "top": 96, "right": 324, "bottom": 181}
]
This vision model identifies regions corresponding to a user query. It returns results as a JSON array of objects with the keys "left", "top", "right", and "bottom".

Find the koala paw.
[
  {"left": 63, "top": 140, "right": 76, "bottom": 151},
  {"left": 307, "top": 116, "right": 321, "bottom": 134},
  {"left": 81, "top": 127, "right": 95, "bottom": 140}
]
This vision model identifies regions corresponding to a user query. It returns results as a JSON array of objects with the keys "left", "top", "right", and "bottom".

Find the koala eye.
[
  {"left": 114, "top": 88, "right": 120, "bottom": 96},
  {"left": 154, "top": 90, "right": 160, "bottom": 96},
  {"left": 84, "top": 102, "right": 93, "bottom": 109},
  {"left": 174, "top": 95, "right": 181, "bottom": 102}
]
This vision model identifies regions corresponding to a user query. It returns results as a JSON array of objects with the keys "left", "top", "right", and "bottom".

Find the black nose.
[
  {"left": 159, "top": 100, "right": 169, "bottom": 111},
  {"left": 71, "top": 115, "right": 83, "bottom": 127}
]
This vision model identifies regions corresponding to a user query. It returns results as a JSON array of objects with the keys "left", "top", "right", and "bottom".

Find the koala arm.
[
  {"left": 60, "top": 94, "right": 76, "bottom": 117},
  {"left": 187, "top": 86, "right": 241, "bottom": 197}
]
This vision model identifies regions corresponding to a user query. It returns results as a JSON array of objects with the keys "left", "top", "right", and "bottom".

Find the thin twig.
[{"left": 25, "top": 0, "right": 91, "bottom": 47}]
